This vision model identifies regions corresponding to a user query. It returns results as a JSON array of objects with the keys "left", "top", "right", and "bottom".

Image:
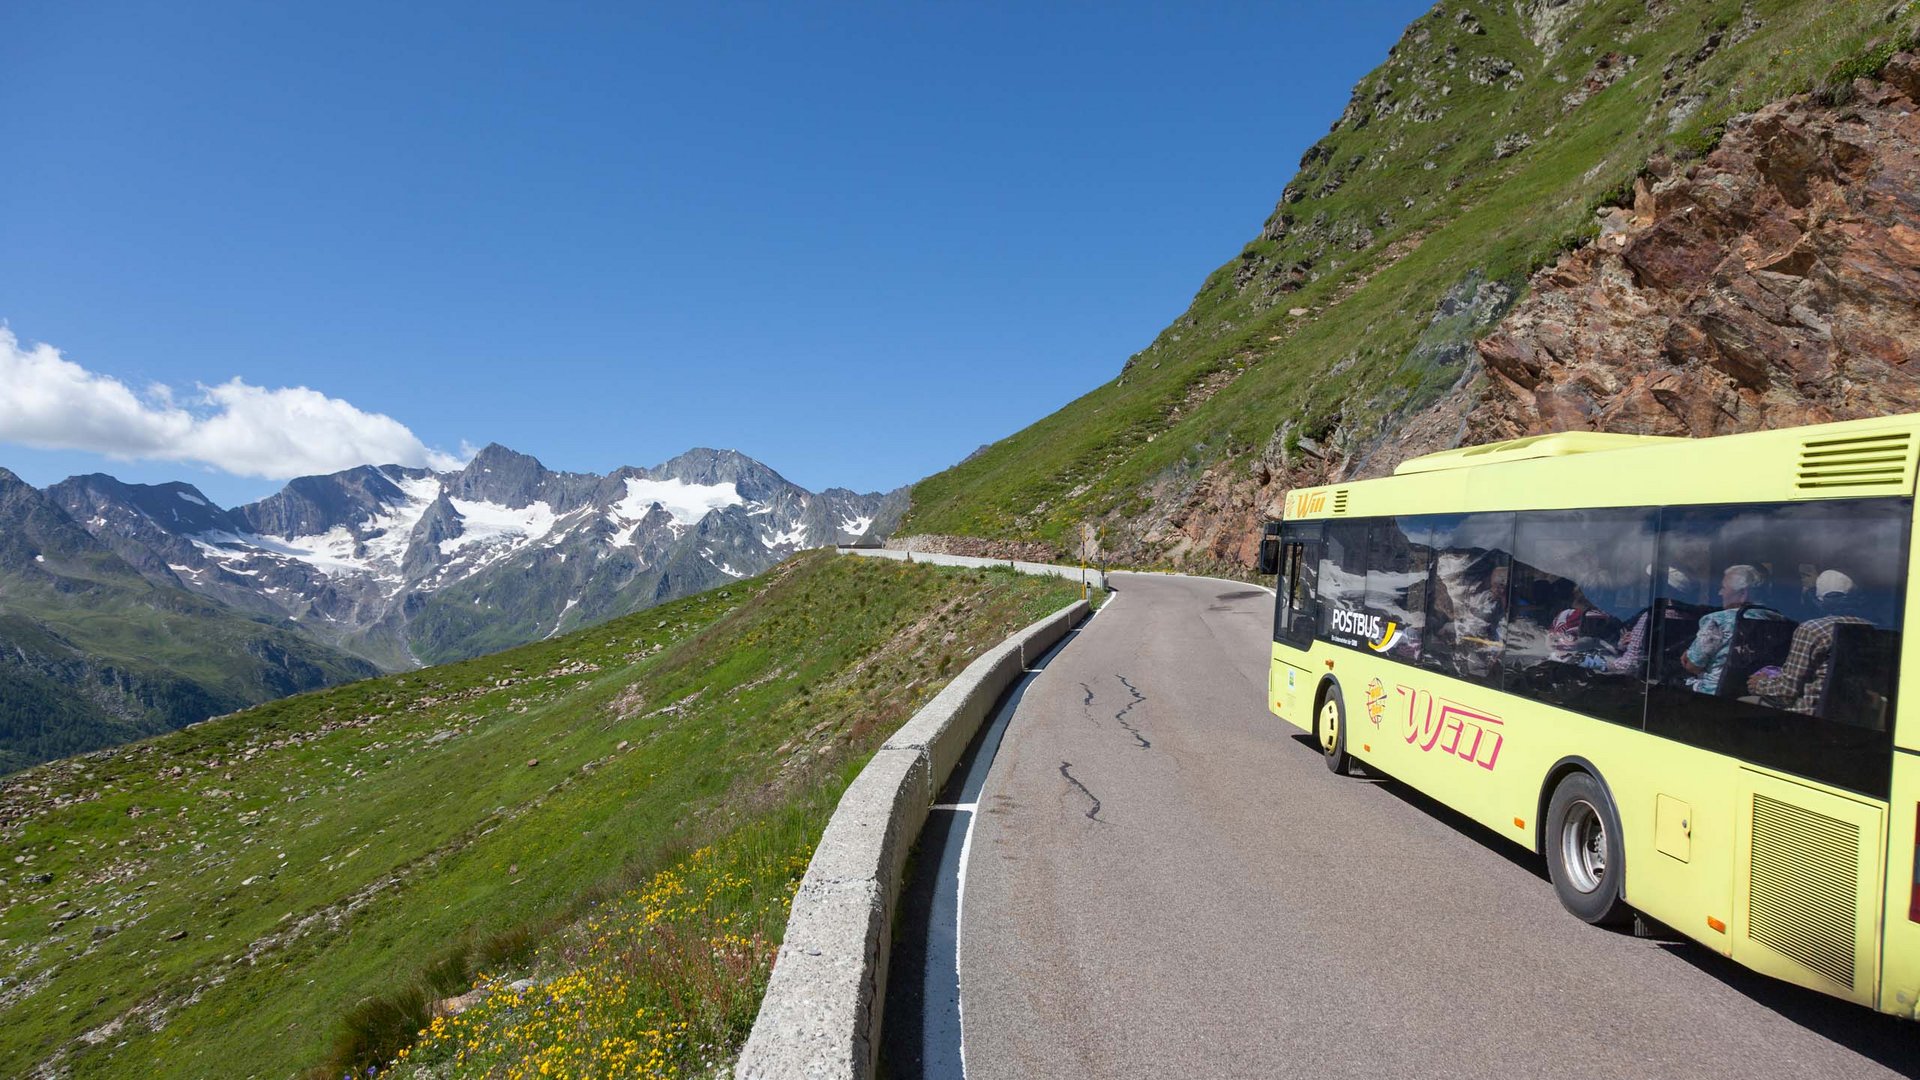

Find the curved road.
[{"left": 957, "top": 572, "right": 1918, "bottom": 1080}]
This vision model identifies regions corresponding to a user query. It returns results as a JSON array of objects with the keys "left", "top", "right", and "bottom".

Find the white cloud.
[{"left": 0, "top": 325, "right": 466, "bottom": 480}]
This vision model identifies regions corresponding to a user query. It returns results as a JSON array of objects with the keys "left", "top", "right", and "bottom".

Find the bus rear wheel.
[
  {"left": 1317, "top": 688, "right": 1351, "bottom": 776},
  {"left": 1544, "top": 772, "right": 1631, "bottom": 926}
]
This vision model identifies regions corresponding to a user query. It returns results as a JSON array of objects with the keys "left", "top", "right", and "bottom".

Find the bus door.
[{"left": 1272, "top": 522, "right": 1322, "bottom": 723}]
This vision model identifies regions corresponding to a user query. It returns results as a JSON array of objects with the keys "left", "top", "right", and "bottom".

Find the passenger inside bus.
[
  {"left": 1747, "top": 570, "right": 1873, "bottom": 715},
  {"left": 1576, "top": 567, "right": 1695, "bottom": 676},
  {"left": 1680, "top": 564, "right": 1791, "bottom": 696}
]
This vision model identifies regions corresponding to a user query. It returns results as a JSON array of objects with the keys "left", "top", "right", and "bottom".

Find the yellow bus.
[{"left": 1259, "top": 415, "right": 1920, "bottom": 1016}]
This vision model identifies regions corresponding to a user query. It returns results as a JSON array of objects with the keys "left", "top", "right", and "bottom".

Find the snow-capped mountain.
[{"left": 46, "top": 446, "right": 906, "bottom": 669}]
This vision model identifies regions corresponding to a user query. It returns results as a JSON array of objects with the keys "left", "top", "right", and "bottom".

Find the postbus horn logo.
[{"left": 1365, "top": 621, "right": 1402, "bottom": 654}]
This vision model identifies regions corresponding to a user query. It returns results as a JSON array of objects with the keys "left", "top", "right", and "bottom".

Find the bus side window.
[
  {"left": 1367, "top": 519, "right": 1429, "bottom": 662},
  {"left": 1411, "top": 512, "right": 1512, "bottom": 688},
  {"left": 1316, "top": 522, "right": 1370, "bottom": 639},
  {"left": 1502, "top": 509, "right": 1657, "bottom": 728},
  {"left": 1646, "top": 498, "right": 1907, "bottom": 798}
]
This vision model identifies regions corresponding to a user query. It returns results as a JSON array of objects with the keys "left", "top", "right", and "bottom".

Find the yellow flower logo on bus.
[{"left": 1364, "top": 678, "right": 1387, "bottom": 727}]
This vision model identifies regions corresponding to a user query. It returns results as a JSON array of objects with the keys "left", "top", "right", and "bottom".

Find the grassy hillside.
[
  {"left": 904, "top": 0, "right": 1914, "bottom": 555},
  {"left": 0, "top": 552, "right": 1084, "bottom": 1078}
]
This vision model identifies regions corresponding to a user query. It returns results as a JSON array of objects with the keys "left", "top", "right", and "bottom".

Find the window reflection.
[
  {"left": 1652, "top": 500, "right": 1906, "bottom": 729},
  {"left": 1403, "top": 514, "right": 1511, "bottom": 686},
  {"left": 1503, "top": 510, "right": 1657, "bottom": 726}
]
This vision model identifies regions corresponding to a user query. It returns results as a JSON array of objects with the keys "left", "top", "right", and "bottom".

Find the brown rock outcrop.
[
  {"left": 1136, "top": 57, "right": 1920, "bottom": 577},
  {"left": 1459, "top": 61, "right": 1920, "bottom": 446}
]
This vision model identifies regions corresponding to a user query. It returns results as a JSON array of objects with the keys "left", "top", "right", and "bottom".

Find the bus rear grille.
[
  {"left": 1331, "top": 489, "right": 1350, "bottom": 514},
  {"left": 1796, "top": 432, "right": 1913, "bottom": 492},
  {"left": 1747, "top": 794, "right": 1859, "bottom": 988}
]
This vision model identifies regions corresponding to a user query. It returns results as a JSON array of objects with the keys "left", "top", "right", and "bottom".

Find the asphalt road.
[{"left": 958, "top": 572, "right": 1920, "bottom": 1080}]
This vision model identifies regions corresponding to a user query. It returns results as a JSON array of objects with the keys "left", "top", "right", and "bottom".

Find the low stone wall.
[
  {"left": 838, "top": 545, "right": 1106, "bottom": 592},
  {"left": 734, "top": 597, "right": 1090, "bottom": 1080},
  {"left": 880, "top": 532, "right": 1062, "bottom": 563}
]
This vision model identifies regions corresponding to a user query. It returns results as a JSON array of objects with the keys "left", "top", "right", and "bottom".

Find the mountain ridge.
[
  {"left": 0, "top": 467, "right": 379, "bottom": 772},
  {"left": 40, "top": 444, "right": 905, "bottom": 669},
  {"left": 5, "top": 446, "right": 905, "bottom": 769}
]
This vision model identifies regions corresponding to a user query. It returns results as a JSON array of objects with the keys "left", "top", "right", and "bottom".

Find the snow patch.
[
  {"left": 176, "top": 491, "right": 208, "bottom": 507},
  {"left": 545, "top": 596, "right": 580, "bottom": 639},
  {"left": 34, "top": 554, "right": 45, "bottom": 563},
  {"left": 356, "top": 476, "right": 441, "bottom": 578},
  {"left": 838, "top": 515, "right": 873, "bottom": 537},
  {"left": 439, "top": 498, "right": 558, "bottom": 557},
  {"left": 762, "top": 523, "right": 809, "bottom": 548},
  {"left": 612, "top": 478, "right": 743, "bottom": 527},
  {"left": 187, "top": 477, "right": 441, "bottom": 584}
]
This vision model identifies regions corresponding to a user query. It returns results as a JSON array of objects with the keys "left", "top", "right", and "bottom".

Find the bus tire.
[
  {"left": 1316, "top": 684, "right": 1351, "bottom": 776},
  {"left": 1544, "top": 771, "right": 1631, "bottom": 927}
]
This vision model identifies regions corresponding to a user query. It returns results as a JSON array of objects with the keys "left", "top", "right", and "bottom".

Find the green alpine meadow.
[{"left": 0, "top": 553, "right": 1083, "bottom": 1078}]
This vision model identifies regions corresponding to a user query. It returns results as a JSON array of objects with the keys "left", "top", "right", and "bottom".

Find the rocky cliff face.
[
  {"left": 1129, "top": 47, "right": 1920, "bottom": 572},
  {"left": 1425, "top": 55, "right": 1920, "bottom": 453}
]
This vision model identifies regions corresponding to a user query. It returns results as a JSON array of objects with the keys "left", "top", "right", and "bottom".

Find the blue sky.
[{"left": 1, "top": 1, "right": 1427, "bottom": 507}]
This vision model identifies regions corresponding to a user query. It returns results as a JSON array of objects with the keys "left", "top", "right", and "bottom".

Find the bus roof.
[
  {"left": 1393, "top": 431, "right": 1682, "bottom": 475},
  {"left": 1281, "top": 413, "right": 1920, "bottom": 521}
]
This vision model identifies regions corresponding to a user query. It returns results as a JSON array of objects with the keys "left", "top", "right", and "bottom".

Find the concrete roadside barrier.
[{"left": 735, "top": 597, "right": 1090, "bottom": 1080}]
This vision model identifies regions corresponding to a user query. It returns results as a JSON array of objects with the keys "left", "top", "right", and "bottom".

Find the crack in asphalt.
[
  {"left": 1114, "top": 675, "right": 1150, "bottom": 749},
  {"left": 1058, "top": 761, "right": 1103, "bottom": 821},
  {"left": 1078, "top": 681, "right": 1102, "bottom": 728}
]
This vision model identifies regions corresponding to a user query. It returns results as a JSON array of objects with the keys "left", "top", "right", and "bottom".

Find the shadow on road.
[
  {"left": 1288, "top": 730, "right": 1920, "bottom": 1076},
  {"left": 1286, "top": 731, "right": 1543, "bottom": 880},
  {"left": 1657, "top": 945, "right": 1920, "bottom": 1076}
]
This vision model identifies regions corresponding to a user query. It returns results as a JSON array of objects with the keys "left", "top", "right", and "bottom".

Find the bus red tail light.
[{"left": 1911, "top": 806, "right": 1920, "bottom": 924}]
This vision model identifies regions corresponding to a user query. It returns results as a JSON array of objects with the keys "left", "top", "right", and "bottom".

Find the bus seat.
[
  {"left": 1717, "top": 607, "right": 1798, "bottom": 699},
  {"left": 1816, "top": 621, "right": 1897, "bottom": 729},
  {"left": 1648, "top": 599, "right": 1713, "bottom": 685}
]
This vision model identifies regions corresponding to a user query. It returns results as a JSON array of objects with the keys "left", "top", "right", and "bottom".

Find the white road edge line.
[
  {"left": 932, "top": 803, "right": 978, "bottom": 811},
  {"left": 956, "top": 804, "right": 976, "bottom": 1078}
]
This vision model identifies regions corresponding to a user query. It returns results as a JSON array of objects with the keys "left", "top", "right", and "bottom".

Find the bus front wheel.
[
  {"left": 1317, "top": 687, "right": 1351, "bottom": 776},
  {"left": 1544, "top": 772, "right": 1631, "bottom": 926}
]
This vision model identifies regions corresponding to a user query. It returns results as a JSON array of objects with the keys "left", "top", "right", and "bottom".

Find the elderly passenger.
[
  {"left": 1682, "top": 564, "right": 1782, "bottom": 695},
  {"left": 1747, "top": 570, "right": 1871, "bottom": 715}
]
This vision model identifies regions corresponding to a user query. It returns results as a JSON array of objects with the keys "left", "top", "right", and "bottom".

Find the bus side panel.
[
  {"left": 1601, "top": 737, "right": 1739, "bottom": 958},
  {"left": 1881, "top": 753, "right": 1920, "bottom": 1018},
  {"left": 1333, "top": 653, "right": 1513, "bottom": 836},
  {"left": 1727, "top": 770, "right": 1882, "bottom": 1009},
  {"left": 1333, "top": 658, "right": 1744, "bottom": 954}
]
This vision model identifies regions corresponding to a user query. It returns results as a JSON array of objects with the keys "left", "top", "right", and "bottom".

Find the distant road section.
[
  {"left": 838, "top": 546, "right": 1105, "bottom": 591},
  {"left": 958, "top": 572, "right": 1916, "bottom": 1080}
]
